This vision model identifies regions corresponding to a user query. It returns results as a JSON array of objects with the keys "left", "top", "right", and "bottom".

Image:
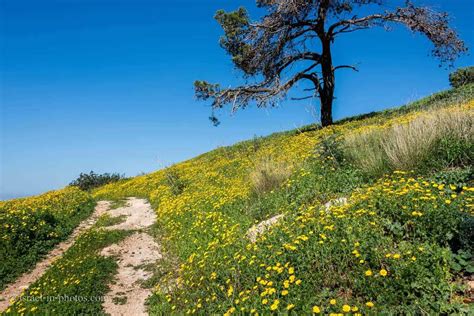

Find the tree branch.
[
  {"left": 334, "top": 65, "right": 359, "bottom": 72},
  {"left": 291, "top": 95, "right": 315, "bottom": 101},
  {"left": 273, "top": 52, "right": 321, "bottom": 76},
  {"left": 327, "top": 14, "right": 386, "bottom": 36}
]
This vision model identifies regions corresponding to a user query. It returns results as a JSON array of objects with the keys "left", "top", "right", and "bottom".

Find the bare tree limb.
[{"left": 334, "top": 65, "right": 359, "bottom": 72}]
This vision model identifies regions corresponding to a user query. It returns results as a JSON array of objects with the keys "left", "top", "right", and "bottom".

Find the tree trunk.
[
  {"left": 320, "top": 37, "right": 335, "bottom": 127},
  {"left": 320, "top": 94, "right": 333, "bottom": 127}
]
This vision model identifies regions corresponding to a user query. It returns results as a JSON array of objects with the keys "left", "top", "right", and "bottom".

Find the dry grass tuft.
[
  {"left": 344, "top": 105, "right": 474, "bottom": 175},
  {"left": 343, "top": 127, "right": 387, "bottom": 176},
  {"left": 250, "top": 158, "right": 292, "bottom": 195},
  {"left": 382, "top": 108, "right": 473, "bottom": 170}
]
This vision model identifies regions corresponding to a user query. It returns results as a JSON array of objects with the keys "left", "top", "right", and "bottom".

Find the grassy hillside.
[
  {"left": 0, "top": 187, "right": 94, "bottom": 290},
  {"left": 96, "top": 84, "right": 473, "bottom": 315},
  {"left": 4, "top": 84, "right": 474, "bottom": 315}
]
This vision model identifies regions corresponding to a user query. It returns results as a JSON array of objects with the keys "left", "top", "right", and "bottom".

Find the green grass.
[
  {"left": 108, "top": 199, "right": 129, "bottom": 210},
  {"left": 95, "top": 214, "right": 127, "bottom": 227}
]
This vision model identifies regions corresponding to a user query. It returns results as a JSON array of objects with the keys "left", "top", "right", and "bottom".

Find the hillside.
[{"left": 1, "top": 84, "right": 474, "bottom": 315}]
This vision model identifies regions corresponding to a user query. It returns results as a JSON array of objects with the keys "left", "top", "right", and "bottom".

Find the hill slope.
[
  {"left": 96, "top": 84, "right": 474, "bottom": 315},
  {"left": 3, "top": 84, "right": 474, "bottom": 315}
]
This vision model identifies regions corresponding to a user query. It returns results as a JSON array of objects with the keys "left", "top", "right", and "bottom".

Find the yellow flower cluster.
[{"left": 0, "top": 186, "right": 92, "bottom": 251}]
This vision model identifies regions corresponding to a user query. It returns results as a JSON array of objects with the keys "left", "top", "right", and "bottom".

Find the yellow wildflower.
[{"left": 312, "top": 306, "right": 321, "bottom": 313}]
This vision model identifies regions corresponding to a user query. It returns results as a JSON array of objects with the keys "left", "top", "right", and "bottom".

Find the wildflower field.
[
  {"left": 2, "top": 84, "right": 474, "bottom": 315},
  {"left": 97, "top": 85, "right": 472, "bottom": 315}
]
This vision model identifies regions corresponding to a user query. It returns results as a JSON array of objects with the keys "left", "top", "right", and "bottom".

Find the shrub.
[
  {"left": 449, "top": 66, "right": 474, "bottom": 88},
  {"left": 250, "top": 158, "right": 292, "bottom": 195},
  {"left": 317, "top": 133, "right": 345, "bottom": 165},
  {"left": 69, "top": 171, "right": 125, "bottom": 191}
]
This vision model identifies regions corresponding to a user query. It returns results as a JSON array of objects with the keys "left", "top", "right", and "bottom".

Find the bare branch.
[
  {"left": 291, "top": 95, "right": 315, "bottom": 101},
  {"left": 327, "top": 3, "right": 467, "bottom": 64},
  {"left": 273, "top": 52, "right": 321, "bottom": 76},
  {"left": 334, "top": 65, "right": 359, "bottom": 72}
]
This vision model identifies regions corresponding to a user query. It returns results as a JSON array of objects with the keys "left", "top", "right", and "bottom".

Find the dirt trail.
[
  {"left": 100, "top": 197, "right": 161, "bottom": 316},
  {"left": 0, "top": 201, "right": 111, "bottom": 311},
  {"left": 1, "top": 198, "right": 161, "bottom": 316},
  {"left": 101, "top": 233, "right": 161, "bottom": 315},
  {"left": 105, "top": 197, "right": 156, "bottom": 230}
]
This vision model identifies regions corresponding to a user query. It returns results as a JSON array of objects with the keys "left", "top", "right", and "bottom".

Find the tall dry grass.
[
  {"left": 250, "top": 158, "right": 292, "bottom": 195},
  {"left": 343, "top": 127, "right": 387, "bottom": 176},
  {"left": 343, "top": 106, "right": 474, "bottom": 175}
]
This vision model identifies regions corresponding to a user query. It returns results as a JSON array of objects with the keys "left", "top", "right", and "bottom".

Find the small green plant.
[
  {"left": 95, "top": 214, "right": 127, "bottom": 227},
  {"left": 112, "top": 295, "right": 128, "bottom": 305},
  {"left": 430, "top": 167, "right": 472, "bottom": 189},
  {"left": 109, "top": 199, "right": 128, "bottom": 210},
  {"left": 450, "top": 250, "right": 474, "bottom": 274},
  {"left": 449, "top": 66, "right": 474, "bottom": 88},
  {"left": 454, "top": 214, "right": 474, "bottom": 253},
  {"left": 164, "top": 169, "right": 186, "bottom": 195},
  {"left": 70, "top": 171, "right": 125, "bottom": 191},
  {"left": 317, "top": 133, "right": 346, "bottom": 165},
  {"left": 251, "top": 135, "right": 263, "bottom": 152}
]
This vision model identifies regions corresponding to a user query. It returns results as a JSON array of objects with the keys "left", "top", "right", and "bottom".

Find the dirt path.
[
  {"left": 1, "top": 198, "right": 161, "bottom": 315},
  {"left": 105, "top": 197, "right": 156, "bottom": 230},
  {"left": 0, "top": 201, "right": 111, "bottom": 311},
  {"left": 100, "top": 197, "right": 161, "bottom": 316},
  {"left": 101, "top": 233, "right": 161, "bottom": 315}
]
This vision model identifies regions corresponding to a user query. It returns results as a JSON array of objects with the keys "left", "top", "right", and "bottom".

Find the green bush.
[
  {"left": 449, "top": 66, "right": 474, "bottom": 88},
  {"left": 70, "top": 171, "right": 125, "bottom": 191}
]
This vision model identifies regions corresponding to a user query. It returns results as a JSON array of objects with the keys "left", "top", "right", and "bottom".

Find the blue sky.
[{"left": 1, "top": 0, "right": 473, "bottom": 199}]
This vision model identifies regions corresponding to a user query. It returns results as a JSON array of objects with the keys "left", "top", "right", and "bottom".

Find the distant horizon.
[{"left": 1, "top": 0, "right": 473, "bottom": 199}]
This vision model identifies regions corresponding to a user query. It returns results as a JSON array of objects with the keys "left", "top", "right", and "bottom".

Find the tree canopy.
[{"left": 195, "top": 0, "right": 467, "bottom": 126}]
